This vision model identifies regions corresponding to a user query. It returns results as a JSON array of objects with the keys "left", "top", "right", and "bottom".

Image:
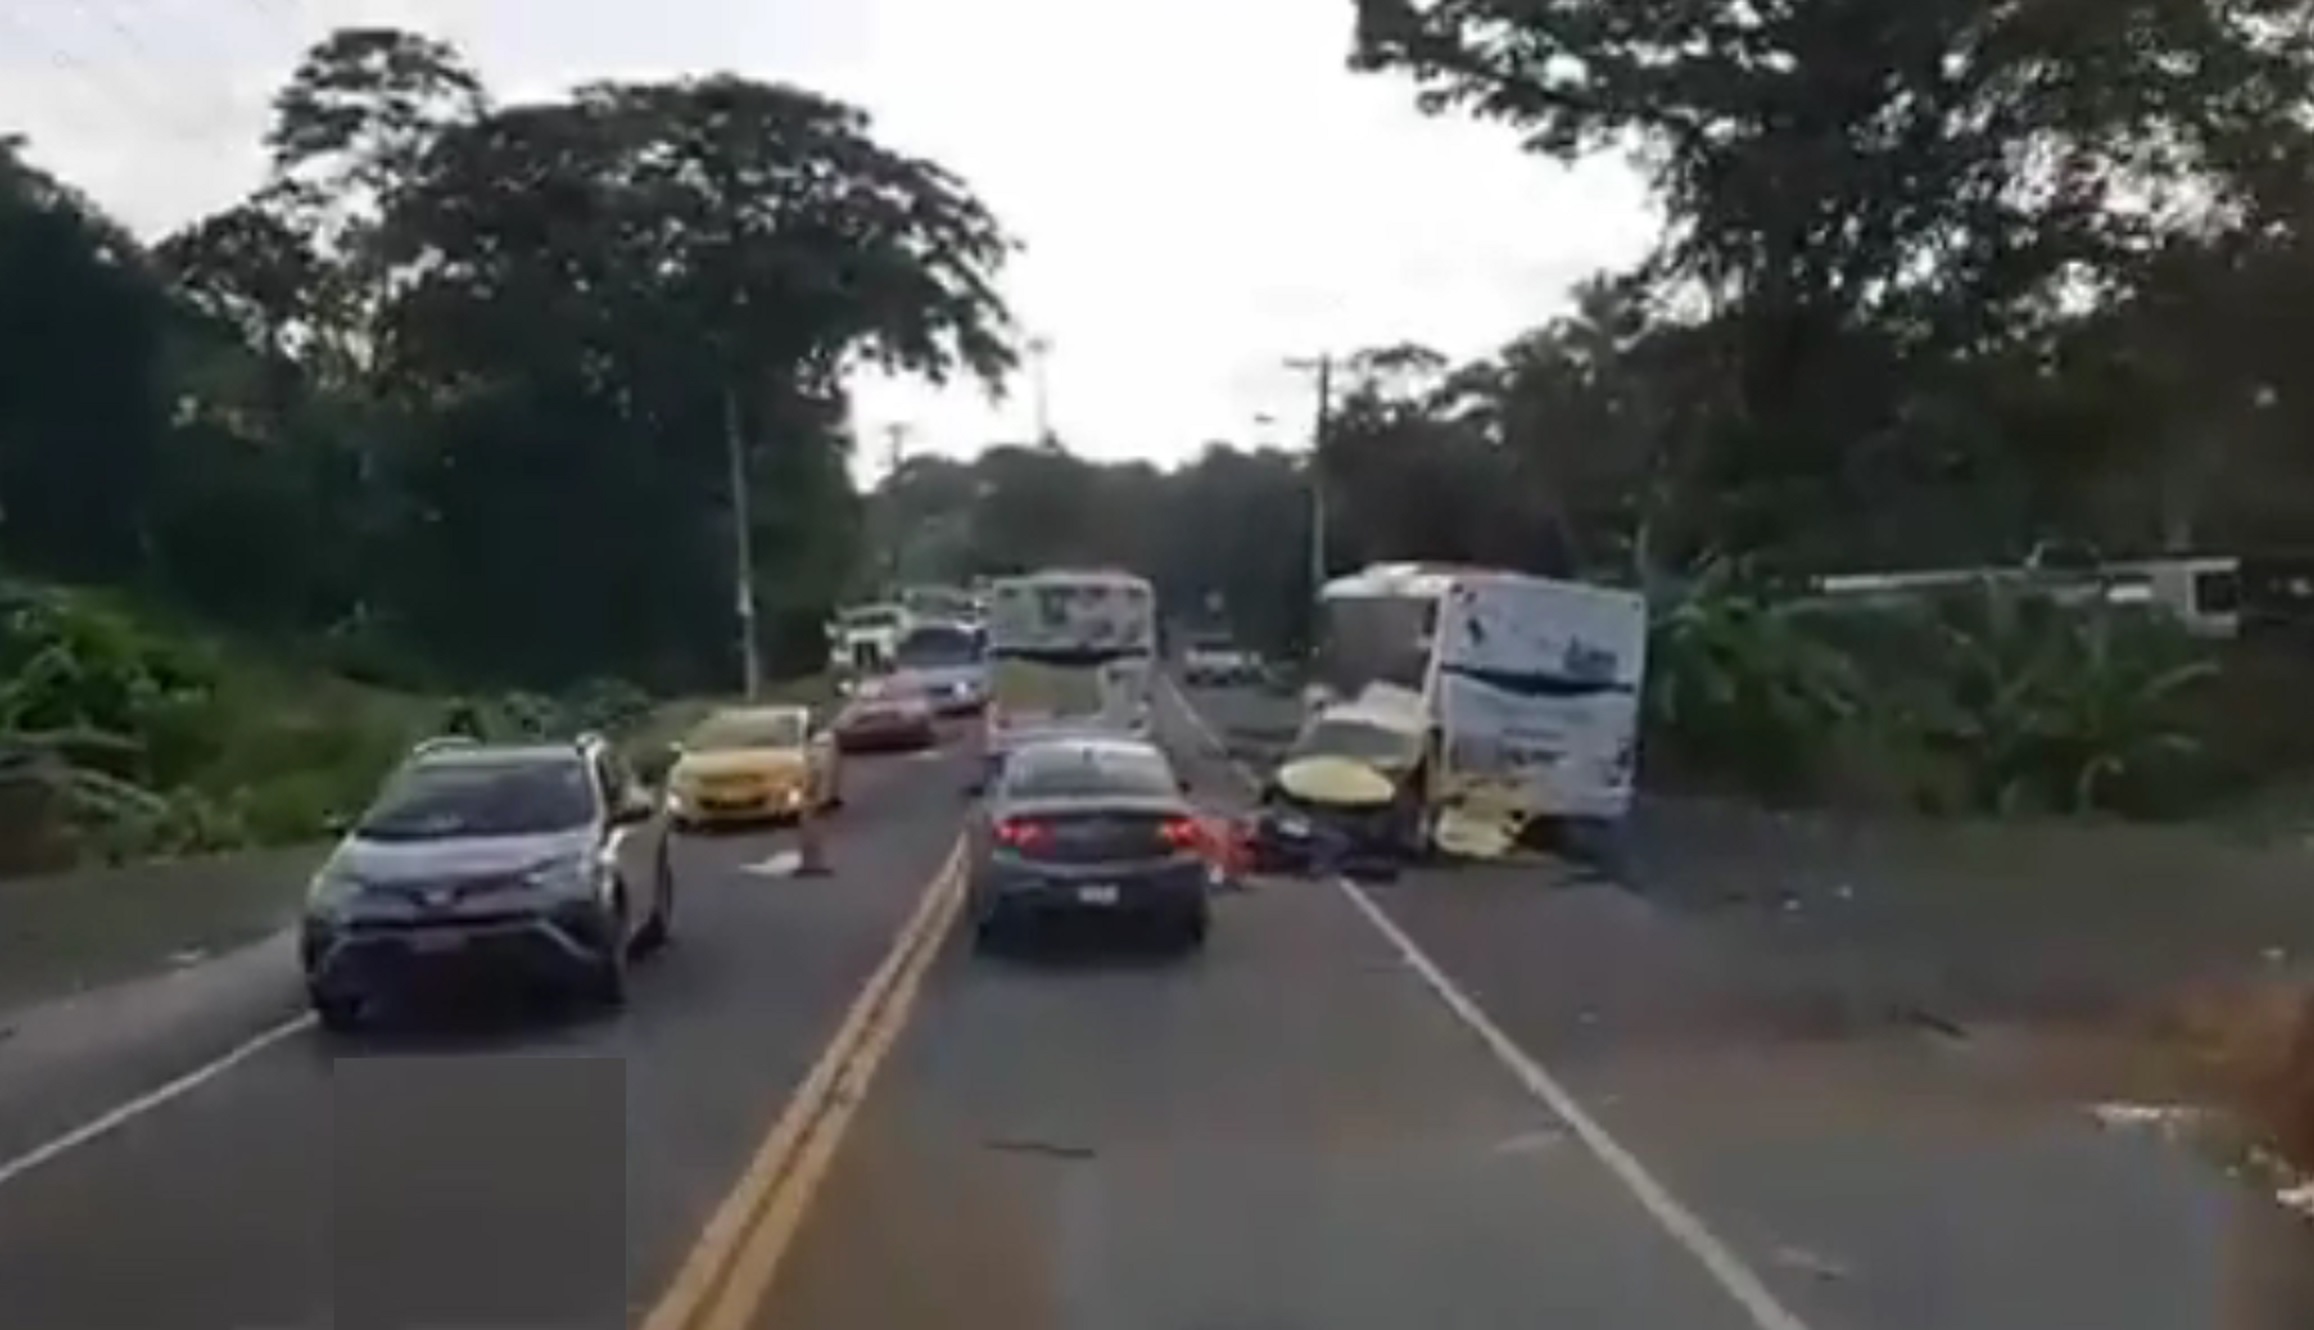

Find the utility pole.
[
  {"left": 1027, "top": 336, "right": 1053, "bottom": 445},
  {"left": 1284, "top": 353, "right": 1335, "bottom": 601},
  {"left": 724, "top": 385, "right": 761, "bottom": 700},
  {"left": 882, "top": 422, "right": 912, "bottom": 588}
]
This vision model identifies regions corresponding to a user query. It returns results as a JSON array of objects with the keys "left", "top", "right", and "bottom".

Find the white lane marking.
[
  {"left": 741, "top": 850, "right": 804, "bottom": 878},
  {"left": 1164, "top": 673, "right": 1816, "bottom": 1330},
  {"left": 1335, "top": 878, "right": 1814, "bottom": 1330},
  {"left": 1159, "top": 676, "right": 1246, "bottom": 778},
  {"left": 0, "top": 1012, "right": 314, "bottom": 1193}
]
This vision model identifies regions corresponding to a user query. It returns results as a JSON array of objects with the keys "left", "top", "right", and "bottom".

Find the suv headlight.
[
  {"left": 523, "top": 855, "right": 601, "bottom": 901},
  {"left": 306, "top": 864, "right": 360, "bottom": 916}
]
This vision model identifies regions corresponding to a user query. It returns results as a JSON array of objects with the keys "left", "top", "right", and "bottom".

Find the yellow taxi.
[{"left": 665, "top": 704, "right": 841, "bottom": 829}]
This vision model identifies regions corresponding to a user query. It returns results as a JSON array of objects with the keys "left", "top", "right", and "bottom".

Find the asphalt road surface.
[{"left": 3, "top": 689, "right": 2312, "bottom": 1329}]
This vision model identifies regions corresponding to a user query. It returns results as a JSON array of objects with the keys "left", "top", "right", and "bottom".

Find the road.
[{"left": 1, "top": 684, "right": 2311, "bottom": 1329}]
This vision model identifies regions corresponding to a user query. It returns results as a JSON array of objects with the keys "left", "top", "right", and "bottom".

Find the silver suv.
[{"left": 298, "top": 733, "right": 672, "bottom": 1032}]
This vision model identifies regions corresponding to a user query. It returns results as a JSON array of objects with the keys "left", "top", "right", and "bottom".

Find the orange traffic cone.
[{"left": 794, "top": 799, "right": 831, "bottom": 877}]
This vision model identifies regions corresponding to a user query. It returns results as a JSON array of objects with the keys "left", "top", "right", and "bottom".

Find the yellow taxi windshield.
[{"left": 688, "top": 710, "right": 806, "bottom": 751}]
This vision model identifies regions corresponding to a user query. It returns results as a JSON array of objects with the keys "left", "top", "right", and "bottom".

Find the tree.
[
  {"left": 154, "top": 205, "right": 326, "bottom": 417},
  {"left": 346, "top": 66, "right": 1015, "bottom": 684},
  {"left": 0, "top": 139, "right": 174, "bottom": 580},
  {"left": 1351, "top": 0, "right": 2314, "bottom": 565}
]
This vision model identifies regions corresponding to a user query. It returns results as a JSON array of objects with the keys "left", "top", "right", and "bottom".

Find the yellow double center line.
[{"left": 641, "top": 835, "right": 970, "bottom": 1330}]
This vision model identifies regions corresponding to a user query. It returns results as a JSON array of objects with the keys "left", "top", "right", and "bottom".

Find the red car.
[{"left": 832, "top": 675, "right": 940, "bottom": 753}]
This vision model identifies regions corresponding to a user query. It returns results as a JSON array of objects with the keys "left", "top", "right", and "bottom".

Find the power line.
[
  {"left": 0, "top": 8, "right": 180, "bottom": 135},
  {"left": 70, "top": 0, "right": 258, "bottom": 140}
]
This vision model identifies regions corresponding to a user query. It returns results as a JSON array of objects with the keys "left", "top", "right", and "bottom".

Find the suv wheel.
[
  {"left": 634, "top": 853, "right": 674, "bottom": 956},
  {"left": 589, "top": 898, "right": 631, "bottom": 1008},
  {"left": 311, "top": 991, "right": 364, "bottom": 1035}
]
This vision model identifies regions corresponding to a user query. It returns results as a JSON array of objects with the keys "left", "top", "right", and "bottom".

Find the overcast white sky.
[{"left": 0, "top": 0, "right": 1652, "bottom": 478}]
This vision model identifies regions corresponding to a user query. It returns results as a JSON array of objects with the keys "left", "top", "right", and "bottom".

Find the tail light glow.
[
  {"left": 1159, "top": 816, "right": 1202, "bottom": 850},
  {"left": 993, "top": 818, "right": 1051, "bottom": 850}
]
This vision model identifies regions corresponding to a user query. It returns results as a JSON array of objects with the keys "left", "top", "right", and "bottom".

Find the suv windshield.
[
  {"left": 356, "top": 758, "right": 595, "bottom": 840},
  {"left": 689, "top": 710, "right": 806, "bottom": 750},
  {"left": 1002, "top": 743, "right": 1177, "bottom": 801},
  {"left": 896, "top": 624, "right": 982, "bottom": 669},
  {"left": 1293, "top": 717, "right": 1418, "bottom": 767}
]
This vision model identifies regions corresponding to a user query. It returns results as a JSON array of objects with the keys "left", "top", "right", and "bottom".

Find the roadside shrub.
[
  {"left": 561, "top": 677, "right": 653, "bottom": 735},
  {"left": 1903, "top": 592, "right": 2215, "bottom": 816},
  {"left": 490, "top": 690, "right": 561, "bottom": 739},
  {"left": 1643, "top": 570, "right": 2219, "bottom": 818},
  {"left": 0, "top": 587, "right": 221, "bottom": 785},
  {"left": 1643, "top": 561, "right": 1861, "bottom": 800}
]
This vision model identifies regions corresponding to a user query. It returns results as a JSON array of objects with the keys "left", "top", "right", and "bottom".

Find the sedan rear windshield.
[
  {"left": 896, "top": 625, "right": 982, "bottom": 668},
  {"left": 1002, "top": 744, "right": 1177, "bottom": 801},
  {"left": 357, "top": 759, "right": 595, "bottom": 840}
]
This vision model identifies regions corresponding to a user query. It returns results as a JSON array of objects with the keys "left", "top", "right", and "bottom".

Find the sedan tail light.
[
  {"left": 1159, "top": 816, "right": 1202, "bottom": 851},
  {"left": 993, "top": 818, "right": 1052, "bottom": 851}
]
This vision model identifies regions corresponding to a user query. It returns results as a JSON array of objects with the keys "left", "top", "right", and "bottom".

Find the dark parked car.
[
  {"left": 968, "top": 735, "right": 1214, "bottom": 952},
  {"left": 831, "top": 673, "right": 941, "bottom": 752},
  {"left": 299, "top": 734, "right": 672, "bottom": 1032}
]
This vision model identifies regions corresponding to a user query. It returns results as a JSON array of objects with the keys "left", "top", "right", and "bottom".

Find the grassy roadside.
[
  {"left": 0, "top": 679, "right": 830, "bottom": 1017},
  {"left": 0, "top": 845, "right": 330, "bottom": 1014}
]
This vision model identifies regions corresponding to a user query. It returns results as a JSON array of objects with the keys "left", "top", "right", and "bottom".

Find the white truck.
[
  {"left": 826, "top": 602, "right": 906, "bottom": 674},
  {"left": 1307, "top": 563, "right": 1648, "bottom": 847},
  {"left": 977, "top": 568, "right": 1158, "bottom": 788}
]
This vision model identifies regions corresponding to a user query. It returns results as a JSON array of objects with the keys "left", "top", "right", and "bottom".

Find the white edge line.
[
  {"left": 1162, "top": 672, "right": 1814, "bottom": 1330},
  {"left": 0, "top": 1012, "right": 315, "bottom": 1192},
  {"left": 1334, "top": 877, "right": 1814, "bottom": 1330}
]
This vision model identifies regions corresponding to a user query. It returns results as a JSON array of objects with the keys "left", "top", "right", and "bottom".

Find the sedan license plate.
[
  {"left": 1076, "top": 883, "right": 1120, "bottom": 906},
  {"left": 408, "top": 931, "right": 466, "bottom": 955}
]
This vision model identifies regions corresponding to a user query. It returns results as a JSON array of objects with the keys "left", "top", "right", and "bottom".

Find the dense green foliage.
[
  {"left": 13, "top": 8, "right": 2314, "bottom": 851},
  {"left": 1645, "top": 572, "right": 2225, "bottom": 816},
  {"left": 3, "top": 28, "right": 1013, "bottom": 696}
]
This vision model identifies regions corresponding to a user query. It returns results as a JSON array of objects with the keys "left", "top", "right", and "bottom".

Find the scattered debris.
[
  {"left": 1493, "top": 1129, "right": 1565, "bottom": 1156},
  {"left": 983, "top": 1136, "right": 1097, "bottom": 1161},
  {"left": 1772, "top": 1245, "right": 1852, "bottom": 1282},
  {"left": 1893, "top": 1004, "right": 1970, "bottom": 1045},
  {"left": 2088, "top": 1102, "right": 2215, "bottom": 1141},
  {"left": 739, "top": 850, "right": 802, "bottom": 878},
  {"left": 2278, "top": 1180, "right": 2314, "bottom": 1218}
]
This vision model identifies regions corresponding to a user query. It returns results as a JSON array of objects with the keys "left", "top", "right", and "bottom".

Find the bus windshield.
[
  {"left": 1316, "top": 594, "right": 1437, "bottom": 696},
  {"left": 987, "top": 576, "right": 1155, "bottom": 657}
]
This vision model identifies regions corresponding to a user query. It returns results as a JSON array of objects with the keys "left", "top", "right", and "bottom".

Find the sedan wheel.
[{"left": 1173, "top": 908, "right": 1210, "bottom": 953}]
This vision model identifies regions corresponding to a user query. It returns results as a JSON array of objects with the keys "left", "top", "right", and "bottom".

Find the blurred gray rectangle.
[{"left": 328, "top": 1051, "right": 626, "bottom": 1330}]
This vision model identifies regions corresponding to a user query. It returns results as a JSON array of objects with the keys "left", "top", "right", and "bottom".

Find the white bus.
[
  {"left": 1312, "top": 563, "right": 1649, "bottom": 834},
  {"left": 978, "top": 569, "right": 1158, "bottom": 785}
]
